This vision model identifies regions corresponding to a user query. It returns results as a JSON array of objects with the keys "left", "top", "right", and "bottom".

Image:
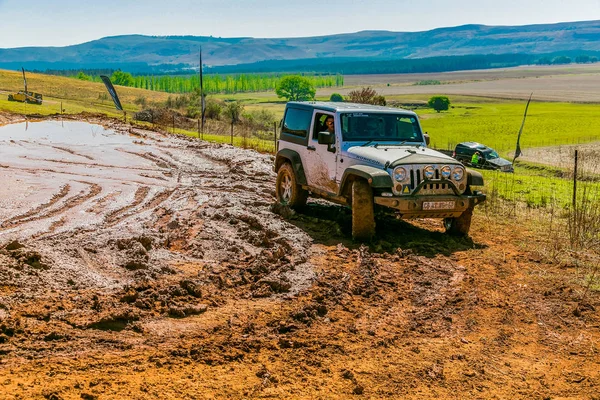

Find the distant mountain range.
[{"left": 1, "top": 20, "right": 599, "bottom": 73}]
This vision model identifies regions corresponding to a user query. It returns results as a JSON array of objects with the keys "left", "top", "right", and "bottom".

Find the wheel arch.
[
  {"left": 275, "top": 148, "right": 307, "bottom": 186},
  {"left": 339, "top": 165, "right": 393, "bottom": 197},
  {"left": 466, "top": 168, "right": 484, "bottom": 186}
]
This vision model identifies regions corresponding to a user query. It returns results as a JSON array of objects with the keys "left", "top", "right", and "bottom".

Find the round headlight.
[
  {"left": 452, "top": 166, "right": 465, "bottom": 181},
  {"left": 441, "top": 165, "right": 451, "bottom": 179},
  {"left": 424, "top": 165, "right": 435, "bottom": 179},
  {"left": 394, "top": 167, "right": 407, "bottom": 182}
]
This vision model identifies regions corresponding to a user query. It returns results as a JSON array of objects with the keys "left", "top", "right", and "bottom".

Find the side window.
[
  {"left": 312, "top": 113, "right": 334, "bottom": 141},
  {"left": 282, "top": 108, "right": 312, "bottom": 137}
]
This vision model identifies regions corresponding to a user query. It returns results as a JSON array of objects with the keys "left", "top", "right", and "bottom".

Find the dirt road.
[{"left": 0, "top": 115, "right": 598, "bottom": 399}]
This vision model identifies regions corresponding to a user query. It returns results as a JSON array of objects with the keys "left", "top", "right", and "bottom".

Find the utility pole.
[{"left": 200, "top": 48, "right": 206, "bottom": 135}]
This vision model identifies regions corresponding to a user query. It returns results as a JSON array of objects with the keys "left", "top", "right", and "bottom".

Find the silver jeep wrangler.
[{"left": 274, "top": 101, "right": 486, "bottom": 240}]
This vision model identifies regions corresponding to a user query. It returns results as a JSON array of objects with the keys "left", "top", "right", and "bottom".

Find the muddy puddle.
[
  {"left": 0, "top": 118, "right": 313, "bottom": 295},
  {"left": 0, "top": 120, "right": 132, "bottom": 144}
]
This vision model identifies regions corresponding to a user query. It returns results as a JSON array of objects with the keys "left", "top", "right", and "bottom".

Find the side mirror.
[
  {"left": 318, "top": 131, "right": 335, "bottom": 145},
  {"left": 423, "top": 133, "right": 430, "bottom": 146}
]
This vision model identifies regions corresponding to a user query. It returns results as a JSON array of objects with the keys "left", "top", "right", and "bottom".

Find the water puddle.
[
  {"left": 0, "top": 120, "right": 134, "bottom": 146},
  {"left": 0, "top": 120, "right": 150, "bottom": 170}
]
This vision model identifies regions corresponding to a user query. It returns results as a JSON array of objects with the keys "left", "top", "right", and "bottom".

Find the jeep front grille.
[{"left": 396, "top": 165, "right": 464, "bottom": 196}]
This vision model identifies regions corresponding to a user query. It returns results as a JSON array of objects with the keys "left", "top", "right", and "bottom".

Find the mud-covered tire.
[
  {"left": 444, "top": 207, "right": 473, "bottom": 236},
  {"left": 351, "top": 179, "right": 375, "bottom": 241},
  {"left": 276, "top": 163, "right": 308, "bottom": 210}
]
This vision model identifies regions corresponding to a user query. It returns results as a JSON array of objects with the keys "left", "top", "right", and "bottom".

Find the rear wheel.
[
  {"left": 275, "top": 163, "right": 308, "bottom": 210},
  {"left": 351, "top": 179, "right": 375, "bottom": 241},
  {"left": 444, "top": 206, "right": 473, "bottom": 236}
]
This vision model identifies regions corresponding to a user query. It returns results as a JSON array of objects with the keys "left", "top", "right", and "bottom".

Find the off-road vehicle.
[
  {"left": 274, "top": 102, "right": 486, "bottom": 240},
  {"left": 453, "top": 141, "right": 514, "bottom": 172}
]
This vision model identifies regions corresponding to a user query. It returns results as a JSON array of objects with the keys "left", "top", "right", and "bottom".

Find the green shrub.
[
  {"left": 428, "top": 95, "right": 451, "bottom": 112},
  {"left": 330, "top": 93, "right": 344, "bottom": 102}
]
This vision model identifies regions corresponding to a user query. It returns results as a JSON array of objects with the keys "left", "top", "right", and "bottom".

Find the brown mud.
[{"left": 0, "top": 113, "right": 598, "bottom": 399}]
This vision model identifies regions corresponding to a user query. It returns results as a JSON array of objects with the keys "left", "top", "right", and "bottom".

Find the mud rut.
[{"left": 0, "top": 116, "right": 598, "bottom": 399}]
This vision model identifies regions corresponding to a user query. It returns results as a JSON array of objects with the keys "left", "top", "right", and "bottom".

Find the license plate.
[{"left": 423, "top": 201, "right": 455, "bottom": 210}]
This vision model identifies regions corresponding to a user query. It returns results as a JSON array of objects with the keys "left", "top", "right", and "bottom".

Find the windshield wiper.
[{"left": 361, "top": 140, "right": 378, "bottom": 147}]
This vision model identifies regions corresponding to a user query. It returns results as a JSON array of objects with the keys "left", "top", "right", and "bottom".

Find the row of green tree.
[
  {"left": 75, "top": 70, "right": 343, "bottom": 94},
  {"left": 206, "top": 53, "right": 600, "bottom": 75},
  {"left": 536, "top": 54, "right": 599, "bottom": 65}
]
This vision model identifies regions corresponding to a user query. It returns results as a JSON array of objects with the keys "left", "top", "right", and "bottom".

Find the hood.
[
  {"left": 346, "top": 145, "right": 458, "bottom": 168},
  {"left": 487, "top": 157, "right": 513, "bottom": 167}
]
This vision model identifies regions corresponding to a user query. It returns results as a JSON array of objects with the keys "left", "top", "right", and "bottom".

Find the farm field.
[
  {"left": 0, "top": 64, "right": 599, "bottom": 399},
  {"left": 335, "top": 63, "right": 600, "bottom": 102}
]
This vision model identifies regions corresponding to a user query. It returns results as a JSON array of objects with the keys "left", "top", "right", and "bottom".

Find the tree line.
[
  {"left": 205, "top": 52, "right": 600, "bottom": 75},
  {"left": 72, "top": 71, "right": 343, "bottom": 94}
]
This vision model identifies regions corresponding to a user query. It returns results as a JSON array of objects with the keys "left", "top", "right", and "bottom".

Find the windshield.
[
  {"left": 340, "top": 112, "right": 423, "bottom": 142},
  {"left": 484, "top": 150, "right": 499, "bottom": 159}
]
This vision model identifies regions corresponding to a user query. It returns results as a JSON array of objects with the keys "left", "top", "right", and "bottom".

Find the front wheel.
[
  {"left": 275, "top": 163, "right": 308, "bottom": 210},
  {"left": 351, "top": 179, "right": 375, "bottom": 241},
  {"left": 444, "top": 207, "right": 473, "bottom": 236}
]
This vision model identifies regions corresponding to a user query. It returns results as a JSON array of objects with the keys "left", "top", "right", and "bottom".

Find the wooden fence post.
[{"left": 273, "top": 121, "right": 277, "bottom": 153}]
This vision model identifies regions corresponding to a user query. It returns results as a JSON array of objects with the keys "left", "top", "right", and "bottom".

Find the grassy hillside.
[{"left": 0, "top": 69, "right": 170, "bottom": 117}]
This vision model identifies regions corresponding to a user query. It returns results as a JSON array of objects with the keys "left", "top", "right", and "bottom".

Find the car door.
[{"left": 303, "top": 111, "right": 339, "bottom": 194}]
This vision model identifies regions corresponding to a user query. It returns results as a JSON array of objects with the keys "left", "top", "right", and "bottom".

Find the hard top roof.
[
  {"left": 457, "top": 141, "right": 492, "bottom": 151},
  {"left": 287, "top": 101, "right": 415, "bottom": 115}
]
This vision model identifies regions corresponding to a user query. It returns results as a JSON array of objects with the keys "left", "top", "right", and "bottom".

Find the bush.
[
  {"left": 330, "top": 93, "right": 344, "bottom": 102},
  {"left": 243, "top": 108, "right": 276, "bottom": 130},
  {"left": 427, "top": 95, "right": 451, "bottom": 113},
  {"left": 347, "top": 87, "right": 386, "bottom": 105},
  {"left": 205, "top": 98, "right": 223, "bottom": 120},
  {"left": 165, "top": 94, "right": 190, "bottom": 110},
  {"left": 134, "top": 96, "right": 147, "bottom": 107},
  {"left": 373, "top": 95, "right": 386, "bottom": 106},
  {"left": 414, "top": 80, "right": 441, "bottom": 86}
]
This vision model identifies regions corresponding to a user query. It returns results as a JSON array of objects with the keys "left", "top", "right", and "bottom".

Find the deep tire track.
[
  {"left": 0, "top": 185, "right": 71, "bottom": 229},
  {"left": 1, "top": 182, "right": 102, "bottom": 231}
]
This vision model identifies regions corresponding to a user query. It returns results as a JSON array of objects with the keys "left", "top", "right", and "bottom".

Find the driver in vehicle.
[{"left": 323, "top": 116, "right": 335, "bottom": 134}]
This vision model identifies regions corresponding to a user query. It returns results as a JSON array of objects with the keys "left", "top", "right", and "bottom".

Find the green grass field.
[{"left": 418, "top": 102, "right": 600, "bottom": 155}]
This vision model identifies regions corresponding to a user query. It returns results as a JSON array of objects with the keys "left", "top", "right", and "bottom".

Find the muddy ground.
[{"left": 0, "top": 113, "right": 598, "bottom": 399}]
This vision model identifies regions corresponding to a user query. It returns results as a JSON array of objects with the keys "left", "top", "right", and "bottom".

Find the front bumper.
[{"left": 374, "top": 193, "right": 486, "bottom": 218}]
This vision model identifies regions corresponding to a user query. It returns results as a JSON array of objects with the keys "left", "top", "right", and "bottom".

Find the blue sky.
[{"left": 0, "top": 0, "right": 599, "bottom": 48}]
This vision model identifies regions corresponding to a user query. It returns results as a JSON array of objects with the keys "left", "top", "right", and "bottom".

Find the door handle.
[{"left": 307, "top": 145, "right": 316, "bottom": 151}]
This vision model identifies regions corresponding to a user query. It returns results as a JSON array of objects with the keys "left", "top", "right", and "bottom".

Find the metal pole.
[
  {"left": 200, "top": 48, "right": 205, "bottom": 133},
  {"left": 198, "top": 118, "right": 201, "bottom": 139},
  {"left": 572, "top": 150, "right": 578, "bottom": 211}
]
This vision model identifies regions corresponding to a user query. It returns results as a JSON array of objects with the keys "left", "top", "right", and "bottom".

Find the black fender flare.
[
  {"left": 275, "top": 149, "right": 307, "bottom": 186},
  {"left": 339, "top": 165, "right": 393, "bottom": 196},
  {"left": 466, "top": 168, "right": 484, "bottom": 186}
]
